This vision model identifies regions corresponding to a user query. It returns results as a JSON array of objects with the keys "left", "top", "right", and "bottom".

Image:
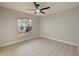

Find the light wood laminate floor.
[{"left": 0, "top": 37, "right": 78, "bottom": 56}]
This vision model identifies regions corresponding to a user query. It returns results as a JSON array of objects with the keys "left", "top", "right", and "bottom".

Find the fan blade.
[
  {"left": 40, "top": 11, "right": 45, "bottom": 14},
  {"left": 40, "top": 7, "right": 50, "bottom": 10},
  {"left": 34, "top": 12, "right": 37, "bottom": 14},
  {"left": 34, "top": 2, "right": 38, "bottom": 9}
]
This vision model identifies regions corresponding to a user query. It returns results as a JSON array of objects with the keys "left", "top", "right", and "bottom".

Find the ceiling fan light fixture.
[
  {"left": 29, "top": 2, "right": 50, "bottom": 14},
  {"left": 36, "top": 9, "right": 40, "bottom": 12}
]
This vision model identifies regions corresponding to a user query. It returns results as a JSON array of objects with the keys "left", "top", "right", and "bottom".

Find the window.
[{"left": 18, "top": 17, "right": 32, "bottom": 34}]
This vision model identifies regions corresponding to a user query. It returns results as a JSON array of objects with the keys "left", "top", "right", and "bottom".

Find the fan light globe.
[{"left": 36, "top": 9, "right": 40, "bottom": 12}]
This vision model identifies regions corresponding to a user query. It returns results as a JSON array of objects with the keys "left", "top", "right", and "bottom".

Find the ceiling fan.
[{"left": 26, "top": 2, "right": 50, "bottom": 14}]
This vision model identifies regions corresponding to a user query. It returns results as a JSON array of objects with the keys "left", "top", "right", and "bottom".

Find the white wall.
[
  {"left": 0, "top": 7, "right": 40, "bottom": 45},
  {"left": 40, "top": 7, "right": 79, "bottom": 46},
  {"left": 0, "top": 6, "right": 79, "bottom": 47}
]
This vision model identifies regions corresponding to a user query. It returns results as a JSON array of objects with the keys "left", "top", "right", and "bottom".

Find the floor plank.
[{"left": 0, "top": 37, "right": 78, "bottom": 56}]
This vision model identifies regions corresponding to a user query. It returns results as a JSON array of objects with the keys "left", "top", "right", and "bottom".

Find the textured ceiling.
[{"left": 0, "top": 2, "right": 79, "bottom": 16}]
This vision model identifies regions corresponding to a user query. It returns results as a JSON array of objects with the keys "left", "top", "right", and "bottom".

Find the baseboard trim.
[
  {"left": 0, "top": 35, "right": 39, "bottom": 48},
  {"left": 0, "top": 35, "right": 78, "bottom": 48},
  {"left": 40, "top": 35, "right": 79, "bottom": 46}
]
